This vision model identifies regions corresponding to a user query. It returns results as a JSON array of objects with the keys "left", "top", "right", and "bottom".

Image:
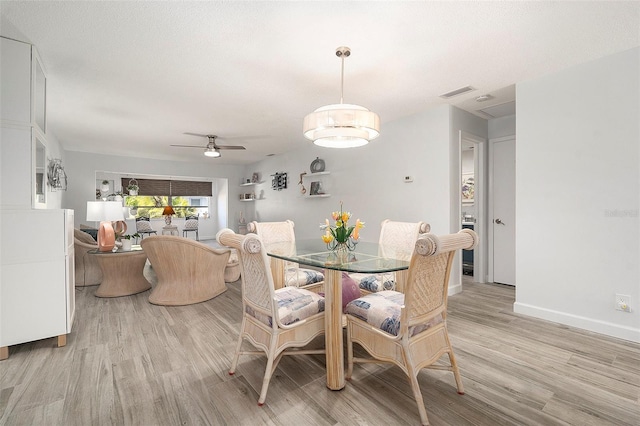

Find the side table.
[
  {"left": 162, "top": 225, "right": 179, "bottom": 236},
  {"left": 90, "top": 247, "right": 151, "bottom": 297}
]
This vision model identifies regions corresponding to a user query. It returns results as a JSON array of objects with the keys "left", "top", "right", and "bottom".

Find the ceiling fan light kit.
[
  {"left": 171, "top": 134, "right": 245, "bottom": 158},
  {"left": 303, "top": 46, "right": 380, "bottom": 148}
]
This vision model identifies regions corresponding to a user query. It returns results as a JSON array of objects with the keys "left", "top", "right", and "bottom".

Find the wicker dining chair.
[
  {"left": 216, "top": 229, "right": 325, "bottom": 405},
  {"left": 350, "top": 219, "right": 430, "bottom": 293},
  {"left": 246, "top": 220, "right": 324, "bottom": 291},
  {"left": 345, "top": 229, "right": 478, "bottom": 426}
]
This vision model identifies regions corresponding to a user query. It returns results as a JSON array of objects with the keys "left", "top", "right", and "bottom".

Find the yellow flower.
[
  {"left": 321, "top": 234, "right": 334, "bottom": 243},
  {"left": 341, "top": 212, "right": 350, "bottom": 222}
]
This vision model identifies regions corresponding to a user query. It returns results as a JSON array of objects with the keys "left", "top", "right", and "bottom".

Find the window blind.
[{"left": 121, "top": 178, "right": 212, "bottom": 196}]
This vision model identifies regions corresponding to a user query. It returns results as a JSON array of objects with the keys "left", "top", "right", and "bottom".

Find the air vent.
[
  {"left": 478, "top": 101, "right": 516, "bottom": 119},
  {"left": 440, "top": 86, "right": 475, "bottom": 99}
]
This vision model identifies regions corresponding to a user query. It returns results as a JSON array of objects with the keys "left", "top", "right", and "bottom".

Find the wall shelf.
[
  {"left": 240, "top": 181, "right": 264, "bottom": 187},
  {"left": 307, "top": 194, "right": 331, "bottom": 198}
]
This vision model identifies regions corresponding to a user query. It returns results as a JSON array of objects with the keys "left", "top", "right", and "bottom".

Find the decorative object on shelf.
[
  {"left": 162, "top": 205, "right": 175, "bottom": 225},
  {"left": 310, "top": 157, "right": 325, "bottom": 173},
  {"left": 271, "top": 172, "right": 287, "bottom": 190},
  {"left": 126, "top": 178, "right": 139, "bottom": 196},
  {"left": 303, "top": 46, "right": 380, "bottom": 148},
  {"left": 320, "top": 202, "right": 365, "bottom": 253},
  {"left": 87, "top": 201, "right": 125, "bottom": 252},
  {"left": 101, "top": 180, "right": 110, "bottom": 192},
  {"left": 310, "top": 181, "right": 324, "bottom": 196},
  {"left": 298, "top": 172, "right": 307, "bottom": 194},
  {"left": 251, "top": 172, "right": 260, "bottom": 183},
  {"left": 47, "top": 158, "right": 67, "bottom": 191}
]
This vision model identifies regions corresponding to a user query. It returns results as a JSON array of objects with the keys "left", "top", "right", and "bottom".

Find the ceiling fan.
[{"left": 170, "top": 133, "right": 246, "bottom": 158}]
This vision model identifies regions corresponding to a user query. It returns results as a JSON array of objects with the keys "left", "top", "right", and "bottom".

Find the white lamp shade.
[
  {"left": 303, "top": 104, "right": 380, "bottom": 148},
  {"left": 87, "top": 201, "right": 125, "bottom": 222}
]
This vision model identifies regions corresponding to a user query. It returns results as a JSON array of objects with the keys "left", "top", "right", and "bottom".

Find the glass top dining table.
[{"left": 264, "top": 239, "right": 411, "bottom": 391}]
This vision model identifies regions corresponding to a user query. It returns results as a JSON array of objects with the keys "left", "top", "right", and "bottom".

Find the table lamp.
[
  {"left": 162, "top": 206, "right": 175, "bottom": 225},
  {"left": 87, "top": 201, "right": 125, "bottom": 252}
]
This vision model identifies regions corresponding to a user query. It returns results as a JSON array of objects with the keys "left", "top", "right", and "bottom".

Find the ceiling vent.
[
  {"left": 439, "top": 85, "right": 475, "bottom": 99},
  {"left": 478, "top": 101, "right": 516, "bottom": 119}
]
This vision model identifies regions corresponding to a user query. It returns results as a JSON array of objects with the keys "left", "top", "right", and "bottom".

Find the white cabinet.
[
  {"left": 0, "top": 37, "right": 31, "bottom": 125},
  {"left": 1, "top": 37, "right": 49, "bottom": 209},
  {"left": 0, "top": 209, "right": 75, "bottom": 360}
]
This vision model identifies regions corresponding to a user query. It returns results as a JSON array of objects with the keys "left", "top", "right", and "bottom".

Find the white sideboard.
[{"left": 0, "top": 209, "right": 75, "bottom": 360}]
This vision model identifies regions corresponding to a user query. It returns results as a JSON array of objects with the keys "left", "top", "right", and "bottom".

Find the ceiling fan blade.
[
  {"left": 170, "top": 144, "right": 206, "bottom": 148},
  {"left": 216, "top": 145, "right": 246, "bottom": 150},
  {"left": 183, "top": 132, "right": 210, "bottom": 138}
]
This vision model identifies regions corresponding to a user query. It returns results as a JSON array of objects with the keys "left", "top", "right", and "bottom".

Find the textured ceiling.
[{"left": 1, "top": 1, "right": 639, "bottom": 165}]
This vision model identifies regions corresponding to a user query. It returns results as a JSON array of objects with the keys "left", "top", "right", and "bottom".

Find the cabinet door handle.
[{"left": 494, "top": 218, "right": 504, "bottom": 225}]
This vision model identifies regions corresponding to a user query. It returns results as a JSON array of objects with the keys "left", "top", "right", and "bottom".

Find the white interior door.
[{"left": 490, "top": 137, "right": 516, "bottom": 285}]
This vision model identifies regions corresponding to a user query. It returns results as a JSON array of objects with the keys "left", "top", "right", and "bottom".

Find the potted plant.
[
  {"left": 121, "top": 233, "right": 141, "bottom": 250},
  {"left": 127, "top": 178, "right": 139, "bottom": 196},
  {"left": 100, "top": 180, "right": 109, "bottom": 192},
  {"left": 127, "top": 182, "right": 139, "bottom": 196}
]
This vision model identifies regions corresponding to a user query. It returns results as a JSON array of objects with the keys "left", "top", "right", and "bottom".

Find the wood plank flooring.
[{"left": 1, "top": 271, "right": 639, "bottom": 425}]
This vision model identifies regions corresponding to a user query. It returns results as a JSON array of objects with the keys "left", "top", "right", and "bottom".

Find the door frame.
[
  {"left": 488, "top": 135, "right": 516, "bottom": 284},
  {"left": 458, "top": 131, "right": 486, "bottom": 283}
]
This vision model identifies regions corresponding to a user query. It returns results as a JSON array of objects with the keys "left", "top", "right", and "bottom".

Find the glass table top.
[
  {"left": 265, "top": 239, "right": 410, "bottom": 274},
  {"left": 88, "top": 245, "right": 143, "bottom": 254}
]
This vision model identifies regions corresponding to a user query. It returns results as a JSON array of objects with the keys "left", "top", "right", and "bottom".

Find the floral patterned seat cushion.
[
  {"left": 349, "top": 272, "right": 396, "bottom": 292},
  {"left": 184, "top": 219, "right": 198, "bottom": 230},
  {"left": 344, "top": 291, "right": 442, "bottom": 337},
  {"left": 136, "top": 220, "right": 154, "bottom": 232},
  {"left": 246, "top": 287, "right": 325, "bottom": 327},
  {"left": 284, "top": 267, "right": 324, "bottom": 288}
]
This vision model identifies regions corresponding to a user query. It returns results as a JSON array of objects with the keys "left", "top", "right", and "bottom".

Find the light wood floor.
[{"left": 1, "top": 271, "right": 639, "bottom": 425}]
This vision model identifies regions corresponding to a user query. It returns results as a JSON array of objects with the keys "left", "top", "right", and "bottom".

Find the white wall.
[
  {"left": 63, "top": 151, "right": 245, "bottom": 239},
  {"left": 515, "top": 47, "right": 639, "bottom": 342},
  {"left": 488, "top": 114, "right": 516, "bottom": 139}
]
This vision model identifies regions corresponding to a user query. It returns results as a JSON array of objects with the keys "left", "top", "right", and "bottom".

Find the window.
[{"left": 122, "top": 178, "right": 212, "bottom": 219}]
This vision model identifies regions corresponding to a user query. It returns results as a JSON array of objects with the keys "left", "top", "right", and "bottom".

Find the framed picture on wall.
[{"left": 462, "top": 173, "right": 474, "bottom": 204}]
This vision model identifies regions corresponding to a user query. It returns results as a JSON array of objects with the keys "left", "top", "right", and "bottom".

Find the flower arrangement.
[{"left": 321, "top": 202, "right": 364, "bottom": 251}]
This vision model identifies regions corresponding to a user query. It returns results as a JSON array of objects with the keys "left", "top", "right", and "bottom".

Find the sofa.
[{"left": 74, "top": 228, "right": 103, "bottom": 286}]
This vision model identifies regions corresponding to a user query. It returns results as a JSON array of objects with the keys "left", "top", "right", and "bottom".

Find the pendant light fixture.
[{"left": 303, "top": 46, "right": 380, "bottom": 148}]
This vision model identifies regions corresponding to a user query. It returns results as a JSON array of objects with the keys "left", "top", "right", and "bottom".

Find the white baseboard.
[
  {"left": 449, "top": 282, "right": 462, "bottom": 296},
  {"left": 514, "top": 302, "right": 640, "bottom": 343}
]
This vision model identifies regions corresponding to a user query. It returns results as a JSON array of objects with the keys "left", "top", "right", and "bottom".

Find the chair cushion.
[
  {"left": 136, "top": 220, "right": 154, "bottom": 232},
  {"left": 350, "top": 272, "right": 396, "bottom": 292},
  {"left": 284, "top": 267, "right": 324, "bottom": 288},
  {"left": 345, "top": 291, "right": 442, "bottom": 337},
  {"left": 247, "top": 287, "right": 325, "bottom": 327},
  {"left": 184, "top": 219, "right": 198, "bottom": 230},
  {"left": 319, "top": 272, "right": 360, "bottom": 312}
]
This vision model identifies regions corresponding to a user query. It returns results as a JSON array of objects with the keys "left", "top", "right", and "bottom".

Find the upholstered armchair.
[
  {"left": 246, "top": 220, "right": 324, "bottom": 291},
  {"left": 135, "top": 216, "right": 157, "bottom": 239},
  {"left": 141, "top": 235, "right": 230, "bottom": 305},
  {"left": 350, "top": 219, "right": 430, "bottom": 293},
  {"left": 217, "top": 229, "right": 325, "bottom": 406},
  {"left": 345, "top": 229, "right": 478, "bottom": 426},
  {"left": 182, "top": 214, "right": 199, "bottom": 240},
  {"left": 74, "top": 229, "right": 103, "bottom": 286}
]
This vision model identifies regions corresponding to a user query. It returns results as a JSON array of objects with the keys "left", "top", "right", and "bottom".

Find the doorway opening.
[{"left": 459, "top": 131, "right": 486, "bottom": 283}]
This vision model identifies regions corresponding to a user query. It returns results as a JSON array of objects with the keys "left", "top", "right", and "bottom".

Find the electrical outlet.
[
  {"left": 404, "top": 176, "right": 413, "bottom": 183},
  {"left": 615, "top": 294, "right": 632, "bottom": 312}
]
